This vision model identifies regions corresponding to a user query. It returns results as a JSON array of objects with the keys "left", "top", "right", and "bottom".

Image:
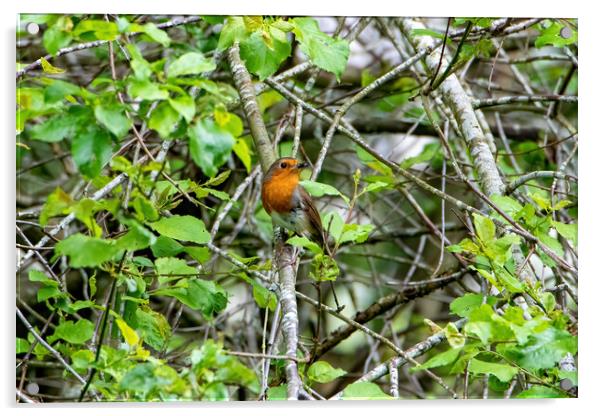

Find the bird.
[{"left": 261, "top": 157, "right": 326, "bottom": 248}]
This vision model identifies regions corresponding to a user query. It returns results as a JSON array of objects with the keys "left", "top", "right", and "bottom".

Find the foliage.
[{"left": 16, "top": 15, "right": 577, "bottom": 402}]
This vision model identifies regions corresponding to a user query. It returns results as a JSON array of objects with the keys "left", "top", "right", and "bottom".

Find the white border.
[{"left": 4, "top": 1, "right": 599, "bottom": 415}]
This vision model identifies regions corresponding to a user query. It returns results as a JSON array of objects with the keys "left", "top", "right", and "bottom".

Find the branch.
[
  {"left": 329, "top": 319, "right": 467, "bottom": 400},
  {"left": 16, "top": 306, "right": 87, "bottom": 385},
  {"left": 473, "top": 95, "right": 578, "bottom": 109},
  {"left": 506, "top": 171, "right": 577, "bottom": 194},
  {"left": 310, "top": 272, "right": 463, "bottom": 359},
  {"left": 227, "top": 42, "right": 303, "bottom": 400}
]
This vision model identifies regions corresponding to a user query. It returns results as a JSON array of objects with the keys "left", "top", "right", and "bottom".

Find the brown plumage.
[{"left": 261, "top": 157, "right": 326, "bottom": 247}]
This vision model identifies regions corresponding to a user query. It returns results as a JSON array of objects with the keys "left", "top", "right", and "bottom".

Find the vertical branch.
[{"left": 227, "top": 43, "right": 303, "bottom": 400}]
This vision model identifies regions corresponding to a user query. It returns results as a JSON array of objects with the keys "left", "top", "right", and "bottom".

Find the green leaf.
[
  {"left": 252, "top": 282, "right": 277, "bottom": 311},
  {"left": 239, "top": 28, "right": 292, "bottom": 80},
  {"left": 16, "top": 338, "right": 31, "bottom": 354},
  {"left": 168, "top": 52, "right": 216, "bottom": 78},
  {"left": 450, "top": 293, "right": 497, "bottom": 318},
  {"left": 490, "top": 195, "right": 523, "bottom": 219},
  {"left": 473, "top": 213, "right": 496, "bottom": 243},
  {"left": 188, "top": 118, "right": 235, "bottom": 177},
  {"left": 141, "top": 22, "right": 170, "bottom": 47},
  {"left": 43, "top": 26, "right": 72, "bottom": 55},
  {"left": 517, "top": 385, "right": 568, "bottom": 398},
  {"left": 217, "top": 16, "right": 248, "bottom": 51},
  {"left": 71, "top": 349, "right": 94, "bottom": 370},
  {"left": 150, "top": 235, "right": 185, "bottom": 258},
  {"left": 154, "top": 278, "right": 228, "bottom": 318},
  {"left": 342, "top": 382, "right": 392, "bottom": 400},
  {"left": 307, "top": 361, "right": 347, "bottom": 383},
  {"left": 468, "top": 359, "right": 518, "bottom": 383},
  {"left": 339, "top": 223, "right": 374, "bottom": 244},
  {"left": 149, "top": 101, "right": 181, "bottom": 139},
  {"left": 52, "top": 319, "right": 94, "bottom": 344},
  {"left": 184, "top": 246, "right": 210, "bottom": 264},
  {"left": 287, "top": 235, "right": 323, "bottom": 255},
  {"left": 155, "top": 257, "right": 198, "bottom": 284},
  {"left": 168, "top": 94, "right": 196, "bottom": 123},
  {"left": 412, "top": 347, "right": 461, "bottom": 371},
  {"left": 30, "top": 114, "right": 77, "bottom": 143},
  {"left": 116, "top": 221, "right": 156, "bottom": 251},
  {"left": 73, "top": 20, "right": 118, "bottom": 41},
  {"left": 552, "top": 220, "right": 577, "bottom": 247},
  {"left": 94, "top": 103, "right": 132, "bottom": 139},
  {"left": 71, "top": 125, "right": 113, "bottom": 178},
  {"left": 127, "top": 78, "right": 169, "bottom": 100},
  {"left": 292, "top": 17, "right": 350, "bottom": 81},
  {"left": 40, "top": 187, "right": 72, "bottom": 226},
  {"left": 498, "top": 327, "right": 577, "bottom": 371},
  {"left": 55, "top": 233, "right": 121, "bottom": 267},
  {"left": 28, "top": 270, "right": 58, "bottom": 286},
  {"left": 300, "top": 180, "right": 349, "bottom": 205},
  {"left": 267, "top": 385, "right": 287, "bottom": 400},
  {"left": 134, "top": 307, "right": 171, "bottom": 351},
  {"left": 535, "top": 21, "right": 577, "bottom": 48},
  {"left": 362, "top": 181, "right": 390, "bottom": 194},
  {"left": 44, "top": 79, "right": 83, "bottom": 104},
  {"left": 493, "top": 265, "right": 525, "bottom": 293},
  {"left": 148, "top": 215, "right": 210, "bottom": 244}
]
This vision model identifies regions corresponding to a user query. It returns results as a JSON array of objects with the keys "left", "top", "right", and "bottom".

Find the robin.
[{"left": 261, "top": 157, "right": 326, "bottom": 248}]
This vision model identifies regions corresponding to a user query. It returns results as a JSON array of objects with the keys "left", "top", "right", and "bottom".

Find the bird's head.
[{"left": 264, "top": 157, "right": 310, "bottom": 183}]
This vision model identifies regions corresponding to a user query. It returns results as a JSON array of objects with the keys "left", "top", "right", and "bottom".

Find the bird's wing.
[{"left": 298, "top": 186, "right": 326, "bottom": 247}]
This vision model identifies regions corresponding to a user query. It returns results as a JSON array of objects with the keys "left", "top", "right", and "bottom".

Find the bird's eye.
[{"left": 280, "top": 162, "right": 287, "bottom": 169}]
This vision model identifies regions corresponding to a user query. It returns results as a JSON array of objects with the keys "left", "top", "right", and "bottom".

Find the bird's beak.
[{"left": 297, "top": 161, "right": 310, "bottom": 169}]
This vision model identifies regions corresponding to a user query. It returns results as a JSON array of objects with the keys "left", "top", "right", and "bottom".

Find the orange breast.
[{"left": 262, "top": 173, "right": 298, "bottom": 214}]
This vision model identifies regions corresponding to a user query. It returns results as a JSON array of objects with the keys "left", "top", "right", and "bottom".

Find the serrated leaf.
[
  {"left": 239, "top": 28, "right": 291, "bottom": 80},
  {"left": 292, "top": 17, "right": 350, "bottom": 81}
]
